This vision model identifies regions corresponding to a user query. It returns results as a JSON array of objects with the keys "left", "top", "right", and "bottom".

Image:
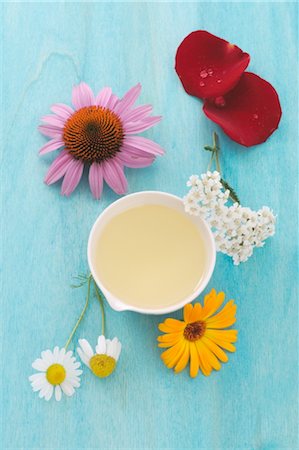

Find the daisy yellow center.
[
  {"left": 184, "top": 321, "right": 206, "bottom": 341},
  {"left": 89, "top": 354, "right": 116, "bottom": 378},
  {"left": 46, "top": 363, "right": 66, "bottom": 385},
  {"left": 63, "top": 106, "right": 124, "bottom": 163}
]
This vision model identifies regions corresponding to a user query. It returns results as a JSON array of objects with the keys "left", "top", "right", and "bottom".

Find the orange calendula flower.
[{"left": 157, "top": 289, "right": 237, "bottom": 378}]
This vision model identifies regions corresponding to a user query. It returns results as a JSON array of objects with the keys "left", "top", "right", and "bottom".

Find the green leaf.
[{"left": 220, "top": 178, "right": 240, "bottom": 204}]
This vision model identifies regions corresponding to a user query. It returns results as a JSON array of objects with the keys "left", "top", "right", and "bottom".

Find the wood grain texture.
[{"left": 1, "top": 2, "right": 298, "bottom": 449}]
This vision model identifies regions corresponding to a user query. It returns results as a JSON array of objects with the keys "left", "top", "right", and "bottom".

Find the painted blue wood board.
[{"left": 1, "top": 2, "right": 298, "bottom": 449}]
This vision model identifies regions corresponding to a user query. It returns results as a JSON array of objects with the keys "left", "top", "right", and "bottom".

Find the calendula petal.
[
  {"left": 206, "top": 334, "right": 237, "bottom": 352},
  {"left": 205, "top": 329, "right": 238, "bottom": 343},
  {"left": 202, "top": 290, "right": 226, "bottom": 320},
  {"left": 201, "top": 336, "right": 229, "bottom": 363},
  {"left": 195, "top": 340, "right": 212, "bottom": 376},
  {"left": 188, "top": 303, "right": 203, "bottom": 322},
  {"left": 163, "top": 341, "right": 186, "bottom": 368},
  {"left": 184, "top": 303, "right": 193, "bottom": 323},
  {"left": 164, "top": 318, "right": 186, "bottom": 331},
  {"left": 206, "top": 301, "right": 237, "bottom": 328},
  {"left": 157, "top": 331, "right": 183, "bottom": 343},
  {"left": 201, "top": 341, "right": 221, "bottom": 371},
  {"left": 174, "top": 342, "right": 190, "bottom": 373},
  {"left": 158, "top": 323, "right": 178, "bottom": 333},
  {"left": 161, "top": 340, "right": 184, "bottom": 366},
  {"left": 189, "top": 342, "right": 199, "bottom": 378}
]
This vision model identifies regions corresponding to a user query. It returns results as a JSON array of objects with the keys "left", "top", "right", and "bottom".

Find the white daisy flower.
[
  {"left": 29, "top": 346, "right": 82, "bottom": 401},
  {"left": 77, "top": 336, "right": 121, "bottom": 378}
]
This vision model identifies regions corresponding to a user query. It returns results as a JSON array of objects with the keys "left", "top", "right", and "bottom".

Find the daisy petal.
[
  {"left": 95, "top": 87, "right": 112, "bottom": 108},
  {"left": 89, "top": 162, "right": 104, "bottom": 200},
  {"left": 32, "top": 358, "right": 48, "bottom": 371},
  {"left": 78, "top": 339, "right": 94, "bottom": 359},
  {"left": 96, "top": 335, "right": 106, "bottom": 355},
  {"left": 102, "top": 159, "right": 128, "bottom": 195},
  {"left": 77, "top": 347, "right": 90, "bottom": 367},
  {"left": 123, "top": 136, "right": 164, "bottom": 156},
  {"left": 44, "top": 150, "right": 74, "bottom": 185},
  {"left": 114, "top": 83, "right": 141, "bottom": 115},
  {"left": 60, "top": 380, "right": 75, "bottom": 397},
  {"left": 114, "top": 341, "right": 122, "bottom": 362},
  {"left": 124, "top": 116, "right": 162, "bottom": 134},
  {"left": 50, "top": 103, "right": 74, "bottom": 119},
  {"left": 55, "top": 385, "right": 62, "bottom": 401},
  {"left": 44, "top": 385, "right": 54, "bottom": 401},
  {"left": 61, "top": 159, "right": 84, "bottom": 196},
  {"left": 29, "top": 373, "right": 45, "bottom": 382}
]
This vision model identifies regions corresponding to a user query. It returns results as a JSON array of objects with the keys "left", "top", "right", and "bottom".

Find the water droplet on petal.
[
  {"left": 200, "top": 70, "right": 208, "bottom": 78},
  {"left": 199, "top": 81, "right": 205, "bottom": 87},
  {"left": 253, "top": 114, "right": 259, "bottom": 119},
  {"left": 208, "top": 68, "right": 213, "bottom": 76},
  {"left": 217, "top": 79, "right": 222, "bottom": 83},
  {"left": 214, "top": 96, "right": 226, "bottom": 107}
]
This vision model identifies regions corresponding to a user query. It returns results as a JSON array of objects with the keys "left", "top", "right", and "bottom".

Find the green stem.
[
  {"left": 64, "top": 274, "right": 92, "bottom": 349},
  {"left": 93, "top": 279, "right": 105, "bottom": 336}
]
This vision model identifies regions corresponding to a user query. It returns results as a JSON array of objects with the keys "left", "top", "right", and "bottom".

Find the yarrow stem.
[
  {"left": 205, "top": 132, "right": 238, "bottom": 203},
  {"left": 64, "top": 274, "right": 106, "bottom": 349}
]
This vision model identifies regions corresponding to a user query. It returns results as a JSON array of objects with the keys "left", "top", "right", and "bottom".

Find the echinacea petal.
[
  {"left": 44, "top": 150, "right": 74, "bottom": 185},
  {"left": 175, "top": 30, "right": 250, "bottom": 99},
  {"left": 123, "top": 116, "right": 162, "bottom": 134},
  {"left": 41, "top": 114, "right": 65, "bottom": 128},
  {"left": 102, "top": 159, "right": 128, "bottom": 195},
  {"left": 38, "top": 124, "right": 63, "bottom": 139},
  {"left": 114, "top": 83, "right": 142, "bottom": 116},
  {"left": 61, "top": 159, "right": 84, "bottom": 196},
  {"left": 89, "top": 162, "right": 104, "bottom": 200},
  {"left": 39, "top": 138, "right": 64, "bottom": 155},
  {"left": 72, "top": 82, "right": 95, "bottom": 110},
  {"left": 123, "top": 136, "right": 164, "bottom": 156},
  {"left": 203, "top": 72, "right": 282, "bottom": 147},
  {"left": 116, "top": 153, "right": 154, "bottom": 169},
  {"left": 50, "top": 103, "right": 74, "bottom": 119},
  {"left": 95, "top": 87, "right": 112, "bottom": 108},
  {"left": 121, "top": 104, "right": 153, "bottom": 123}
]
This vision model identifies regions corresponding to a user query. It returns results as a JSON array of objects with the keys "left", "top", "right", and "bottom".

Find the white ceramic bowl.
[{"left": 88, "top": 191, "right": 216, "bottom": 315}]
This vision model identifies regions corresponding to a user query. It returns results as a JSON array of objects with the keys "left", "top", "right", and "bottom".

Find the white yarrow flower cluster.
[{"left": 183, "top": 171, "right": 276, "bottom": 265}]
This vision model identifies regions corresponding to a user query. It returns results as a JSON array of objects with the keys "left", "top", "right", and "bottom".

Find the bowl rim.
[{"left": 87, "top": 190, "right": 216, "bottom": 315}]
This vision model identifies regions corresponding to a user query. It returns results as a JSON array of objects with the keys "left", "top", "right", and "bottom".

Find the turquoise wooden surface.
[{"left": 2, "top": 2, "right": 298, "bottom": 449}]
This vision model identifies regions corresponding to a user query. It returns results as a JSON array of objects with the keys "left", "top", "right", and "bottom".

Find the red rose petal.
[
  {"left": 175, "top": 30, "right": 250, "bottom": 99},
  {"left": 203, "top": 72, "right": 282, "bottom": 147}
]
